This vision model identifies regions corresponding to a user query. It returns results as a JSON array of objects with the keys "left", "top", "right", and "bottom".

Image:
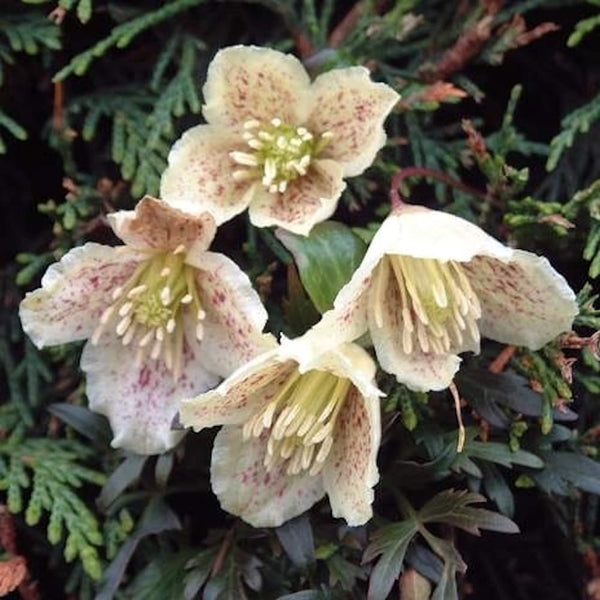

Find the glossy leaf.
[{"left": 276, "top": 221, "right": 367, "bottom": 313}]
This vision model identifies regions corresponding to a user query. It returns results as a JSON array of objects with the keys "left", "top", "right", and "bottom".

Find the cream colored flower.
[
  {"left": 292, "top": 205, "right": 579, "bottom": 391},
  {"left": 160, "top": 45, "right": 399, "bottom": 235},
  {"left": 179, "top": 339, "right": 382, "bottom": 528},
  {"left": 20, "top": 197, "right": 273, "bottom": 454}
]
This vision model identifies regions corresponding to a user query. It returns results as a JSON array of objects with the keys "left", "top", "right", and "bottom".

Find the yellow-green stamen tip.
[
  {"left": 230, "top": 118, "right": 333, "bottom": 194},
  {"left": 91, "top": 249, "right": 206, "bottom": 379}
]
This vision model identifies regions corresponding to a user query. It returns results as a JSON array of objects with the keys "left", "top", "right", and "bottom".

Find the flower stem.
[{"left": 389, "top": 166, "right": 486, "bottom": 209}]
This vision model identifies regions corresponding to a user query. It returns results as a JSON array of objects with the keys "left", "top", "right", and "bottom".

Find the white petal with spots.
[
  {"left": 307, "top": 66, "right": 400, "bottom": 177},
  {"left": 466, "top": 250, "right": 578, "bottom": 350},
  {"left": 108, "top": 196, "right": 216, "bottom": 253},
  {"left": 211, "top": 426, "right": 326, "bottom": 528},
  {"left": 160, "top": 125, "right": 252, "bottom": 224},
  {"left": 185, "top": 249, "right": 274, "bottom": 378},
  {"left": 81, "top": 334, "right": 219, "bottom": 455},
  {"left": 248, "top": 158, "right": 346, "bottom": 236},
  {"left": 203, "top": 45, "right": 312, "bottom": 129},
  {"left": 322, "top": 386, "right": 380, "bottom": 526},
  {"left": 19, "top": 243, "right": 142, "bottom": 349}
]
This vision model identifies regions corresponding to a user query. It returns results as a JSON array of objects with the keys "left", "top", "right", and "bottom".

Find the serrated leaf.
[
  {"left": 276, "top": 221, "right": 367, "bottom": 313},
  {"left": 418, "top": 489, "right": 519, "bottom": 535},
  {"left": 539, "top": 450, "right": 600, "bottom": 495},
  {"left": 463, "top": 440, "right": 544, "bottom": 469},
  {"left": 365, "top": 520, "right": 418, "bottom": 600}
]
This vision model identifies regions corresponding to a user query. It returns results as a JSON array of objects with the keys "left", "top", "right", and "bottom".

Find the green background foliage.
[{"left": 2, "top": 0, "right": 600, "bottom": 598}]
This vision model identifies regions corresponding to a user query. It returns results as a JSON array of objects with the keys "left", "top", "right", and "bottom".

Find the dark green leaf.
[
  {"left": 539, "top": 451, "right": 600, "bottom": 495},
  {"left": 96, "top": 498, "right": 181, "bottom": 600},
  {"left": 456, "top": 369, "right": 577, "bottom": 421},
  {"left": 480, "top": 462, "right": 515, "bottom": 517},
  {"left": 418, "top": 489, "right": 519, "bottom": 535},
  {"left": 276, "top": 221, "right": 367, "bottom": 313},
  {"left": 364, "top": 520, "right": 418, "bottom": 600},
  {"left": 97, "top": 454, "right": 148, "bottom": 511},
  {"left": 276, "top": 515, "right": 315, "bottom": 568},
  {"left": 47, "top": 403, "right": 112, "bottom": 446}
]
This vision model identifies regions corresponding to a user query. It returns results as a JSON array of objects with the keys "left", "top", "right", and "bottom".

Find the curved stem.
[{"left": 389, "top": 166, "right": 486, "bottom": 209}]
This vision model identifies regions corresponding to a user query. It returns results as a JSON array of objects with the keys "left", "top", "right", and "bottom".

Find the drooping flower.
[
  {"left": 20, "top": 197, "right": 273, "bottom": 454},
  {"left": 179, "top": 339, "right": 382, "bottom": 528},
  {"left": 160, "top": 45, "right": 400, "bottom": 235},
  {"left": 291, "top": 205, "right": 579, "bottom": 391}
]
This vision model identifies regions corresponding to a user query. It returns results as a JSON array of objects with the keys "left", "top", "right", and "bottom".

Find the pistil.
[
  {"left": 243, "top": 368, "right": 351, "bottom": 476},
  {"left": 230, "top": 118, "right": 333, "bottom": 194},
  {"left": 91, "top": 247, "right": 206, "bottom": 379},
  {"left": 373, "top": 255, "right": 481, "bottom": 355}
]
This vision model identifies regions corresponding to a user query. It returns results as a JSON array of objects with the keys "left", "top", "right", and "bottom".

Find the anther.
[
  {"left": 166, "top": 318, "right": 176, "bottom": 334},
  {"left": 111, "top": 287, "right": 123, "bottom": 301},
  {"left": 116, "top": 316, "right": 132, "bottom": 336},
  {"left": 160, "top": 286, "right": 171, "bottom": 306},
  {"left": 127, "top": 285, "right": 147, "bottom": 298},
  {"left": 196, "top": 322, "right": 204, "bottom": 341},
  {"left": 118, "top": 302, "right": 133, "bottom": 317},
  {"left": 197, "top": 309, "right": 206, "bottom": 320},
  {"left": 122, "top": 323, "right": 136, "bottom": 346},
  {"left": 100, "top": 306, "right": 114, "bottom": 324},
  {"left": 160, "top": 267, "right": 171, "bottom": 277},
  {"left": 271, "top": 118, "right": 282, "bottom": 127},
  {"left": 181, "top": 294, "right": 193, "bottom": 304},
  {"left": 139, "top": 330, "right": 154, "bottom": 347},
  {"left": 230, "top": 151, "right": 259, "bottom": 166}
]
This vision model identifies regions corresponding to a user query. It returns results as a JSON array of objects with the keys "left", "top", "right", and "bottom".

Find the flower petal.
[
  {"left": 179, "top": 349, "right": 287, "bottom": 431},
  {"left": 211, "top": 426, "right": 325, "bottom": 528},
  {"left": 203, "top": 45, "right": 311, "bottom": 129},
  {"left": 287, "top": 247, "right": 380, "bottom": 363},
  {"left": 371, "top": 206, "right": 514, "bottom": 263},
  {"left": 19, "top": 244, "right": 141, "bottom": 349},
  {"left": 80, "top": 335, "right": 219, "bottom": 455},
  {"left": 185, "top": 250, "right": 274, "bottom": 377},
  {"left": 281, "top": 339, "right": 381, "bottom": 403},
  {"left": 322, "top": 386, "right": 380, "bottom": 526},
  {"left": 160, "top": 125, "right": 252, "bottom": 224},
  {"left": 465, "top": 250, "right": 578, "bottom": 350},
  {"left": 368, "top": 299, "right": 461, "bottom": 392},
  {"left": 307, "top": 67, "right": 399, "bottom": 177},
  {"left": 108, "top": 196, "right": 216, "bottom": 253},
  {"left": 248, "top": 159, "right": 345, "bottom": 235}
]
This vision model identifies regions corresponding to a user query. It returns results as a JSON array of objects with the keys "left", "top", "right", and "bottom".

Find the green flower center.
[
  {"left": 242, "top": 368, "right": 351, "bottom": 476},
  {"left": 373, "top": 255, "right": 482, "bottom": 354},
  {"left": 230, "top": 118, "right": 333, "bottom": 194},
  {"left": 91, "top": 245, "right": 205, "bottom": 379}
]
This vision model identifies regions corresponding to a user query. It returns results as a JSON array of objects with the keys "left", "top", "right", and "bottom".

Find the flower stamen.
[
  {"left": 230, "top": 119, "right": 333, "bottom": 194},
  {"left": 243, "top": 368, "right": 351, "bottom": 476},
  {"left": 91, "top": 249, "right": 206, "bottom": 379},
  {"left": 375, "top": 255, "right": 481, "bottom": 355}
]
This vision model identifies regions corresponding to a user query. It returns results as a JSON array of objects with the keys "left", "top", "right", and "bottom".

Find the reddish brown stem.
[
  {"left": 389, "top": 166, "right": 486, "bottom": 209},
  {"left": 488, "top": 345, "right": 517, "bottom": 374},
  {"left": 328, "top": 0, "right": 387, "bottom": 48},
  {"left": 211, "top": 526, "right": 235, "bottom": 577}
]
